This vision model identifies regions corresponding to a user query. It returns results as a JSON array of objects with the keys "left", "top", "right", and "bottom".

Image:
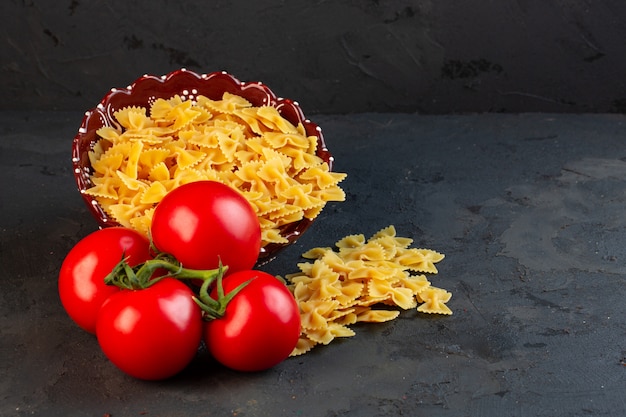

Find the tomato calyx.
[
  {"left": 104, "top": 252, "right": 252, "bottom": 320},
  {"left": 194, "top": 268, "right": 254, "bottom": 320},
  {"left": 103, "top": 251, "right": 219, "bottom": 289}
]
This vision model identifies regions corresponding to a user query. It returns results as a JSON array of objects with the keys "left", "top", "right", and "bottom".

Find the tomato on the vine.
[
  {"left": 58, "top": 227, "right": 152, "bottom": 334},
  {"left": 151, "top": 181, "right": 261, "bottom": 273},
  {"left": 96, "top": 278, "right": 203, "bottom": 380},
  {"left": 204, "top": 270, "right": 301, "bottom": 372}
]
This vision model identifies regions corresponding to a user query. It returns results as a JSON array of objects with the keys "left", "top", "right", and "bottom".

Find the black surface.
[{"left": 1, "top": 112, "right": 625, "bottom": 416}]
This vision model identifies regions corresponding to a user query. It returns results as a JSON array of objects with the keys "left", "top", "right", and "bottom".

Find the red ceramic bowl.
[{"left": 72, "top": 69, "right": 334, "bottom": 263}]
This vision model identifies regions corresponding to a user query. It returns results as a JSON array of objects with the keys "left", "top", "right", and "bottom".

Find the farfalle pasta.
[
  {"left": 84, "top": 92, "right": 346, "bottom": 246},
  {"left": 286, "top": 225, "right": 451, "bottom": 356}
]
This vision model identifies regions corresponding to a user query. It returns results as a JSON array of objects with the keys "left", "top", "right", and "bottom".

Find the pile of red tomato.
[{"left": 58, "top": 181, "right": 302, "bottom": 380}]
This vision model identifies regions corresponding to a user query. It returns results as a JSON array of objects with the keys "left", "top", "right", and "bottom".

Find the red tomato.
[
  {"left": 151, "top": 181, "right": 261, "bottom": 273},
  {"left": 96, "top": 278, "right": 203, "bottom": 380},
  {"left": 58, "top": 227, "right": 152, "bottom": 334},
  {"left": 204, "top": 270, "right": 301, "bottom": 372}
]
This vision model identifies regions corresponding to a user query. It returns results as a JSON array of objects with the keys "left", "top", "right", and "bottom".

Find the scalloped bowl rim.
[{"left": 71, "top": 68, "right": 334, "bottom": 263}]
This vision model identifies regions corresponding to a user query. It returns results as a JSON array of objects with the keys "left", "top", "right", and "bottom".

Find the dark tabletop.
[{"left": 1, "top": 111, "right": 625, "bottom": 417}]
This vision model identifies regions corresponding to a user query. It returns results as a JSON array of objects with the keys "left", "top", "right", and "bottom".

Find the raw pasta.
[
  {"left": 84, "top": 93, "right": 347, "bottom": 247},
  {"left": 286, "top": 225, "right": 451, "bottom": 356}
]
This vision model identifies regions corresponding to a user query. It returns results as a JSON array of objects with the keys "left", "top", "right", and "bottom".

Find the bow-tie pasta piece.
[{"left": 286, "top": 226, "right": 452, "bottom": 356}]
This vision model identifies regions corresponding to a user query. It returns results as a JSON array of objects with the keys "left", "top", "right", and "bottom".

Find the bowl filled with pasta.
[{"left": 72, "top": 69, "right": 346, "bottom": 263}]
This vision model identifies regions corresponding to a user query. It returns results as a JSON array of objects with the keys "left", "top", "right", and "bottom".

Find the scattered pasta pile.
[
  {"left": 85, "top": 92, "right": 347, "bottom": 247},
  {"left": 286, "top": 226, "right": 452, "bottom": 356}
]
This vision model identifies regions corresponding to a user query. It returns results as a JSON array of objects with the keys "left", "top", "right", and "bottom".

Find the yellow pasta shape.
[
  {"left": 137, "top": 126, "right": 177, "bottom": 139},
  {"left": 369, "top": 235, "right": 402, "bottom": 258},
  {"left": 169, "top": 167, "right": 206, "bottom": 188},
  {"left": 251, "top": 196, "right": 282, "bottom": 217},
  {"left": 263, "top": 131, "right": 310, "bottom": 149},
  {"left": 292, "top": 280, "right": 315, "bottom": 301},
  {"left": 300, "top": 310, "right": 332, "bottom": 331},
  {"left": 327, "top": 323, "right": 357, "bottom": 338},
  {"left": 91, "top": 153, "right": 124, "bottom": 175},
  {"left": 300, "top": 246, "right": 333, "bottom": 260},
  {"left": 195, "top": 147, "right": 229, "bottom": 167},
  {"left": 311, "top": 186, "right": 346, "bottom": 202},
  {"left": 90, "top": 138, "right": 111, "bottom": 157},
  {"left": 286, "top": 226, "right": 451, "bottom": 356},
  {"left": 123, "top": 141, "right": 143, "bottom": 179},
  {"left": 191, "top": 106, "right": 213, "bottom": 125},
  {"left": 256, "top": 106, "right": 299, "bottom": 134},
  {"left": 84, "top": 177, "right": 119, "bottom": 200},
  {"left": 138, "top": 148, "right": 170, "bottom": 169},
  {"left": 368, "top": 281, "right": 416, "bottom": 310},
  {"left": 234, "top": 161, "right": 264, "bottom": 183},
  {"left": 326, "top": 307, "right": 357, "bottom": 323},
  {"left": 341, "top": 241, "right": 387, "bottom": 262},
  {"left": 108, "top": 202, "right": 150, "bottom": 228},
  {"left": 169, "top": 100, "right": 202, "bottom": 130},
  {"left": 148, "top": 162, "right": 170, "bottom": 182},
  {"left": 257, "top": 157, "right": 293, "bottom": 190},
  {"left": 334, "top": 282, "right": 364, "bottom": 306},
  {"left": 335, "top": 234, "right": 366, "bottom": 249},
  {"left": 307, "top": 258, "right": 341, "bottom": 281},
  {"left": 234, "top": 107, "right": 269, "bottom": 135},
  {"left": 268, "top": 205, "right": 303, "bottom": 222},
  {"left": 332, "top": 312, "right": 358, "bottom": 327},
  {"left": 396, "top": 248, "right": 445, "bottom": 274},
  {"left": 280, "top": 184, "right": 324, "bottom": 210},
  {"left": 261, "top": 228, "right": 289, "bottom": 244},
  {"left": 260, "top": 146, "right": 292, "bottom": 169},
  {"left": 232, "top": 149, "right": 256, "bottom": 165},
  {"left": 186, "top": 128, "right": 218, "bottom": 148},
  {"left": 298, "top": 163, "right": 347, "bottom": 189},
  {"left": 280, "top": 146, "right": 322, "bottom": 173},
  {"left": 140, "top": 181, "right": 168, "bottom": 204},
  {"left": 399, "top": 274, "right": 431, "bottom": 293},
  {"left": 291, "top": 337, "right": 317, "bottom": 356},
  {"left": 129, "top": 207, "right": 154, "bottom": 236},
  {"left": 96, "top": 126, "right": 122, "bottom": 142},
  {"left": 116, "top": 170, "right": 146, "bottom": 191},
  {"left": 96, "top": 141, "right": 132, "bottom": 161},
  {"left": 197, "top": 92, "right": 252, "bottom": 114},
  {"left": 150, "top": 98, "right": 176, "bottom": 121},
  {"left": 213, "top": 117, "right": 248, "bottom": 133},
  {"left": 86, "top": 92, "right": 346, "bottom": 248},
  {"left": 242, "top": 136, "right": 267, "bottom": 156},
  {"left": 310, "top": 281, "right": 344, "bottom": 302},
  {"left": 306, "top": 323, "right": 355, "bottom": 345},
  {"left": 114, "top": 106, "right": 152, "bottom": 130},
  {"left": 216, "top": 131, "right": 242, "bottom": 162},
  {"left": 369, "top": 225, "right": 397, "bottom": 240},
  {"left": 417, "top": 287, "right": 453, "bottom": 315},
  {"left": 356, "top": 309, "right": 400, "bottom": 323},
  {"left": 306, "top": 135, "right": 318, "bottom": 154},
  {"left": 171, "top": 146, "right": 206, "bottom": 169},
  {"left": 299, "top": 299, "right": 341, "bottom": 329},
  {"left": 317, "top": 250, "right": 354, "bottom": 275}
]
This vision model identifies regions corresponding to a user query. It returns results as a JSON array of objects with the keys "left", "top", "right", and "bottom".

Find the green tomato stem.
[
  {"left": 193, "top": 270, "right": 254, "bottom": 320},
  {"left": 104, "top": 253, "right": 223, "bottom": 290},
  {"left": 103, "top": 250, "right": 253, "bottom": 321}
]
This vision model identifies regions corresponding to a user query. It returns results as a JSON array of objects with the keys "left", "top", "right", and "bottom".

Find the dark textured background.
[
  {"left": 2, "top": 2, "right": 626, "bottom": 416},
  {"left": 3, "top": 0, "right": 626, "bottom": 114}
]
